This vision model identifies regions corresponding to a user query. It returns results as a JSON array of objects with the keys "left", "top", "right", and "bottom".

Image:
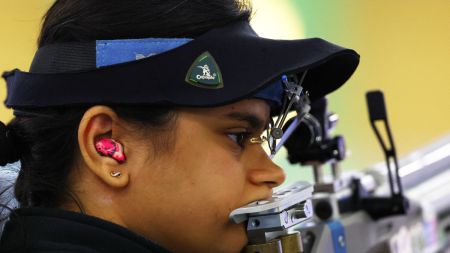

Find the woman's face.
[{"left": 86, "top": 98, "right": 286, "bottom": 253}]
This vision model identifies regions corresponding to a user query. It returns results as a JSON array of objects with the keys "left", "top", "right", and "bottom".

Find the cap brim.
[{"left": 3, "top": 20, "right": 359, "bottom": 109}]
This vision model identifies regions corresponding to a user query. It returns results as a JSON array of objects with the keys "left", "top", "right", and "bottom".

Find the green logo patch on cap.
[{"left": 185, "top": 52, "right": 223, "bottom": 89}]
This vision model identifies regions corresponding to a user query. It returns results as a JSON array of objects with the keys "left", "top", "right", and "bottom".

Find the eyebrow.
[{"left": 225, "top": 112, "right": 268, "bottom": 131}]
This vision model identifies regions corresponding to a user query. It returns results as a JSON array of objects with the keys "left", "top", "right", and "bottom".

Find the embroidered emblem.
[
  {"left": 197, "top": 65, "right": 217, "bottom": 80},
  {"left": 185, "top": 52, "right": 223, "bottom": 89}
]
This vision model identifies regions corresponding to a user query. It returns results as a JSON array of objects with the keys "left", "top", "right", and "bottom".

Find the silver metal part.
[
  {"left": 331, "top": 162, "right": 342, "bottom": 180},
  {"left": 313, "top": 165, "right": 324, "bottom": 184},
  {"left": 283, "top": 74, "right": 305, "bottom": 98},
  {"left": 229, "top": 181, "right": 313, "bottom": 224},
  {"left": 230, "top": 181, "right": 314, "bottom": 245},
  {"left": 313, "top": 170, "right": 372, "bottom": 194},
  {"left": 327, "top": 112, "right": 339, "bottom": 133},
  {"left": 313, "top": 176, "right": 349, "bottom": 193},
  {"left": 285, "top": 83, "right": 303, "bottom": 97},
  {"left": 247, "top": 200, "right": 313, "bottom": 244},
  {"left": 293, "top": 201, "right": 311, "bottom": 219}
]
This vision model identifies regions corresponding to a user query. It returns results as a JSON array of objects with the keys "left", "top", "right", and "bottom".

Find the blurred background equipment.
[{"left": 286, "top": 91, "right": 449, "bottom": 252}]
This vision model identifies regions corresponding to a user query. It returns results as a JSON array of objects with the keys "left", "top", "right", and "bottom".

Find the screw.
[{"left": 272, "top": 128, "right": 283, "bottom": 139}]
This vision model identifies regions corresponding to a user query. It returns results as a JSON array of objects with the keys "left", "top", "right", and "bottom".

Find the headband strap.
[
  {"left": 5, "top": 21, "right": 359, "bottom": 109},
  {"left": 30, "top": 39, "right": 193, "bottom": 73}
]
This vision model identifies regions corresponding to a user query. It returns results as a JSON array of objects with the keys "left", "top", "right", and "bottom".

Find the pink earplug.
[{"left": 95, "top": 138, "right": 126, "bottom": 164}]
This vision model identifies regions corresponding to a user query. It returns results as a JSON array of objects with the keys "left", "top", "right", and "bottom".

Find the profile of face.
[{"left": 73, "top": 98, "right": 286, "bottom": 253}]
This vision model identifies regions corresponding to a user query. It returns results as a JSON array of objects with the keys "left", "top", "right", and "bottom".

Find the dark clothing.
[{"left": 0, "top": 207, "right": 174, "bottom": 253}]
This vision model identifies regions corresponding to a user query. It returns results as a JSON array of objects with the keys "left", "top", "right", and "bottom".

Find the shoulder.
[{"left": 1, "top": 207, "right": 172, "bottom": 253}]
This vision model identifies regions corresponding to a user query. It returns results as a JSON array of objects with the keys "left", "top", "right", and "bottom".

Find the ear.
[{"left": 78, "top": 106, "right": 129, "bottom": 188}]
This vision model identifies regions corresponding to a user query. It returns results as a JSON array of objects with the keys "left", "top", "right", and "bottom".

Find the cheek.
[
  {"left": 167, "top": 129, "right": 245, "bottom": 204},
  {"left": 173, "top": 121, "right": 247, "bottom": 210},
  {"left": 175, "top": 145, "right": 246, "bottom": 211},
  {"left": 173, "top": 142, "right": 246, "bottom": 210},
  {"left": 170, "top": 148, "right": 248, "bottom": 250},
  {"left": 134, "top": 137, "right": 247, "bottom": 218}
]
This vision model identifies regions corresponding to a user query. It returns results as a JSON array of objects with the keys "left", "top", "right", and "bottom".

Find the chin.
[{"left": 214, "top": 223, "right": 248, "bottom": 253}]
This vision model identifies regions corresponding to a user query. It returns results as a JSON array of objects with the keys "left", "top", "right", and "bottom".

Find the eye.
[{"left": 227, "top": 132, "right": 247, "bottom": 148}]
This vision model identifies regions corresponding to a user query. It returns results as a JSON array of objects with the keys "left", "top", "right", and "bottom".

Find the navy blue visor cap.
[{"left": 3, "top": 20, "right": 360, "bottom": 111}]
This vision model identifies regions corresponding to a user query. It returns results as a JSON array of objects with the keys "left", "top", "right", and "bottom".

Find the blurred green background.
[{"left": 1, "top": 1, "right": 450, "bottom": 187}]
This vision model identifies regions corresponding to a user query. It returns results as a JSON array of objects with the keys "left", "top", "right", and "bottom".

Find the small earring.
[{"left": 111, "top": 171, "right": 122, "bottom": 177}]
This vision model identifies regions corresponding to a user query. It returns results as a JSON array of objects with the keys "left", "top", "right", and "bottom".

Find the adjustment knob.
[
  {"left": 294, "top": 200, "right": 311, "bottom": 219},
  {"left": 271, "top": 128, "right": 284, "bottom": 139},
  {"left": 330, "top": 136, "right": 346, "bottom": 161}
]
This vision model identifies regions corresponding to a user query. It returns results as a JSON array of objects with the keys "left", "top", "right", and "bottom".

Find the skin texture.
[{"left": 69, "top": 98, "right": 286, "bottom": 253}]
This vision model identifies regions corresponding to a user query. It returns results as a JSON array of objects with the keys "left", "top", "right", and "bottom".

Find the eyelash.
[{"left": 227, "top": 132, "right": 250, "bottom": 148}]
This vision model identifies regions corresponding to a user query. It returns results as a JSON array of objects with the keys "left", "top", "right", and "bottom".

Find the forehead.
[{"left": 181, "top": 99, "right": 270, "bottom": 122}]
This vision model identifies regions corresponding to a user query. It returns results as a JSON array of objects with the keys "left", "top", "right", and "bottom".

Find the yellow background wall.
[
  {"left": 1, "top": 1, "right": 450, "bottom": 184},
  {"left": 0, "top": 1, "right": 54, "bottom": 122}
]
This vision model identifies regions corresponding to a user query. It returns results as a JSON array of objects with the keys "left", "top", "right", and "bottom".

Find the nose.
[{"left": 246, "top": 150, "right": 286, "bottom": 190}]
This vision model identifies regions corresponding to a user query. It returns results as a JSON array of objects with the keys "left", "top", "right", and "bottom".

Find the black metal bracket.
[{"left": 362, "top": 90, "right": 409, "bottom": 220}]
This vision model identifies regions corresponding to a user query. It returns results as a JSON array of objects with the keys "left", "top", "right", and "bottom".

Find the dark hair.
[
  {"left": 38, "top": 0, "right": 252, "bottom": 48},
  {"left": 1, "top": 0, "right": 252, "bottom": 218}
]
